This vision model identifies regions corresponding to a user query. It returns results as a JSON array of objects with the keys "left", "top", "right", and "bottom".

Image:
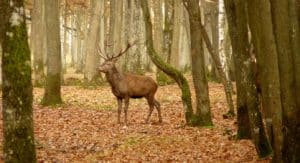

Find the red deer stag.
[{"left": 96, "top": 42, "right": 162, "bottom": 125}]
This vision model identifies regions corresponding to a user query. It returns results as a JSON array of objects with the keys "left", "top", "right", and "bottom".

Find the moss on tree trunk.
[
  {"left": 246, "top": 0, "right": 283, "bottom": 161},
  {"left": 140, "top": 0, "right": 196, "bottom": 125},
  {"left": 225, "top": 0, "right": 272, "bottom": 158},
  {"left": 184, "top": 0, "right": 213, "bottom": 126},
  {"left": 42, "top": 0, "right": 63, "bottom": 106},
  {"left": 270, "top": 0, "right": 300, "bottom": 161},
  {"left": 0, "top": 0, "right": 37, "bottom": 162},
  {"left": 42, "top": 73, "right": 62, "bottom": 105}
]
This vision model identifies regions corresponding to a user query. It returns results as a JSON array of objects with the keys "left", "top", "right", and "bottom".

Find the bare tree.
[
  {"left": 31, "top": 0, "right": 45, "bottom": 86},
  {"left": 224, "top": 0, "right": 272, "bottom": 158},
  {"left": 42, "top": 0, "right": 63, "bottom": 105},
  {"left": 183, "top": 0, "right": 213, "bottom": 125},
  {"left": 269, "top": 0, "right": 300, "bottom": 161},
  {"left": 141, "top": 0, "right": 207, "bottom": 126},
  {"left": 0, "top": 0, "right": 36, "bottom": 161},
  {"left": 246, "top": 0, "right": 283, "bottom": 161},
  {"left": 108, "top": 0, "right": 123, "bottom": 57},
  {"left": 170, "top": 0, "right": 182, "bottom": 68},
  {"left": 84, "top": 0, "right": 103, "bottom": 83}
]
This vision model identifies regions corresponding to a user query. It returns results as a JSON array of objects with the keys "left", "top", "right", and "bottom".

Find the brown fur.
[{"left": 97, "top": 60, "right": 162, "bottom": 125}]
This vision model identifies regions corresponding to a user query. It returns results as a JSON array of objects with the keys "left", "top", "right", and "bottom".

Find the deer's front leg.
[
  {"left": 117, "top": 98, "right": 122, "bottom": 124},
  {"left": 124, "top": 96, "right": 130, "bottom": 125}
]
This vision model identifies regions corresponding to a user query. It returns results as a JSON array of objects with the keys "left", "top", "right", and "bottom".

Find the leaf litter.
[{"left": 0, "top": 79, "right": 270, "bottom": 162}]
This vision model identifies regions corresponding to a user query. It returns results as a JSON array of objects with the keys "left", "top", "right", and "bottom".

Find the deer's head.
[
  {"left": 97, "top": 58, "right": 117, "bottom": 73},
  {"left": 96, "top": 41, "right": 136, "bottom": 73}
]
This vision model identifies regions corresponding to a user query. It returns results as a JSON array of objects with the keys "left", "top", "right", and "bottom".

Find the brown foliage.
[{"left": 0, "top": 78, "right": 269, "bottom": 162}]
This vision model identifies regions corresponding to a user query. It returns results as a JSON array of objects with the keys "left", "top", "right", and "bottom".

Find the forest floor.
[{"left": 0, "top": 75, "right": 270, "bottom": 162}]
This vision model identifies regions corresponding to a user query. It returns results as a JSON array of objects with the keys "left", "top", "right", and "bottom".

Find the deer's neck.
[{"left": 105, "top": 66, "right": 123, "bottom": 87}]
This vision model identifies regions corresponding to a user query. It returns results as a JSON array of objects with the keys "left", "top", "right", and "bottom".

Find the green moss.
[
  {"left": 257, "top": 140, "right": 273, "bottom": 158},
  {"left": 141, "top": 2, "right": 196, "bottom": 127},
  {"left": 1, "top": 5, "right": 37, "bottom": 162},
  {"left": 82, "top": 75, "right": 104, "bottom": 89},
  {"left": 63, "top": 77, "right": 83, "bottom": 86},
  {"left": 96, "top": 104, "right": 115, "bottom": 111},
  {"left": 41, "top": 73, "right": 62, "bottom": 106},
  {"left": 156, "top": 71, "right": 175, "bottom": 86},
  {"left": 207, "top": 72, "right": 221, "bottom": 83},
  {"left": 189, "top": 115, "right": 214, "bottom": 127}
]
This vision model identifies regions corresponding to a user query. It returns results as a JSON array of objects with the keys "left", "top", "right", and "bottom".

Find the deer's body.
[
  {"left": 105, "top": 67, "right": 158, "bottom": 99},
  {"left": 98, "top": 59, "right": 162, "bottom": 125}
]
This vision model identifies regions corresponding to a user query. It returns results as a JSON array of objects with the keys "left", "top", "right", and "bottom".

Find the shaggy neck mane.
[{"left": 105, "top": 66, "right": 123, "bottom": 87}]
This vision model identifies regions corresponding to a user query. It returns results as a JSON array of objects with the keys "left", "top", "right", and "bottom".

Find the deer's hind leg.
[
  {"left": 146, "top": 96, "right": 155, "bottom": 123},
  {"left": 154, "top": 99, "right": 162, "bottom": 123}
]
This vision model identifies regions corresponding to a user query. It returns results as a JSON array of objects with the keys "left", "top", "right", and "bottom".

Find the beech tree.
[
  {"left": 42, "top": 0, "right": 63, "bottom": 105},
  {"left": 84, "top": 0, "right": 103, "bottom": 83},
  {"left": 224, "top": 0, "right": 272, "bottom": 158},
  {"left": 0, "top": 0, "right": 36, "bottom": 162},
  {"left": 141, "top": 0, "right": 212, "bottom": 126},
  {"left": 232, "top": 0, "right": 300, "bottom": 161},
  {"left": 183, "top": 0, "right": 213, "bottom": 125},
  {"left": 31, "top": 0, "right": 45, "bottom": 86}
]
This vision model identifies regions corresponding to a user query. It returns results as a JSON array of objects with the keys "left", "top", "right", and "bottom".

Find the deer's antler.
[
  {"left": 110, "top": 40, "right": 138, "bottom": 60},
  {"left": 96, "top": 44, "right": 109, "bottom": 60}
]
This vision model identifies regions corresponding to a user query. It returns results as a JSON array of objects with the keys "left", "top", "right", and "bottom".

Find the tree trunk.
[
  {"left": 152, "top": 0, "right": 173, "bottom": 85},
  {"left": 270, "top": 0, "right": 300, "bottom": 162},
  {"left": 108, "top": 0, "right": 123, "bottom": 56},
  {"left": 134, "top": 0, "right": 146, "bottom": 73},
  {"left": 62, "top": 4, "right": 70, "bottom": 74},
  {"left": 84, "top": 0, "right": 103, "bottom": 83},
  {"left": 75, "top": 7, "right": 84, "bottom": 73},
  {"left": 164, "top": 0, "right": 174, "bottom": 63},
  {"left": 31, "top": 0, "right": 45, "bottom": 86},
  {"left": 0, "top": 0, "right": 37, "bottom": 162},
  {"left": 170, "top": 0, "right": 182, "bottom": 68},
  {"left": 203, "top": 0, "right": 220, "bottom": 81},
  {"left": 224, "top": 0, "right": 272, "bottom": 158},
  {"left": 70, "top": 13, "right": 77, "bottom": 67},
  {"left": 224, "top": 0, "right": 251, "bottom": 138},
  {"left": 191, "top": 2, "right": 235, "bottom": 119},
  {"left": 246, "top": 0, "right": 283, "bottom": 161},
  {"left": 184, "top": 0, "right": 213, "bottom": 126},
  {"left": 223, "top": 25, "right": 235, "bottom": 81},
  {"left": 0, "top": 46, "right": 2, "bottom": 85},
  {"left": 81, "top": 5, "right": 89, "bottom": 73},
  {"left": 42, "top": 0, "right": 63, "bottom": 105},
  {"left": 140, "top": 0, "right": 198, "bottom": 126}
]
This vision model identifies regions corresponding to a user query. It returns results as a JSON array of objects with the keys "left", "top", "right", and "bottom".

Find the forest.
[{"left": 0, "top": 0, "right": 299, "bottom": 162}]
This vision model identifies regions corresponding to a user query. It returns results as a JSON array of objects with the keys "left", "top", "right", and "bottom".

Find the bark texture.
[
  {"left": 42, "top": 0, "right": 63, "bottom": 105},
  {"left": 140, "top": 0, "right": 198, "bottom": 126},
  {"left": 170, "top": 0, "right": 182, "bottom": 68},
  {"left": 191, "top": 1, "right": 235, "bottom": 119},
  {"left": 84, "top": 0, "right": 102, "bottom": 83},
  {"left": 184, "top": 0, "right": 213, "bottom": 126},
  {"left": 0, "top": 0, "right": 37, "bottom": 162},
  {"left": 31, "top": 0, "right": 45, "bottom": 86},
  {"left": 224, "top": 0, "right": 272, "bottom": 157},
  {"left": 270, "top": 0, "right": 300, "bottom": 161},
  {"left": 246, "top": 0, "right": 283, "bottom": 161}
]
